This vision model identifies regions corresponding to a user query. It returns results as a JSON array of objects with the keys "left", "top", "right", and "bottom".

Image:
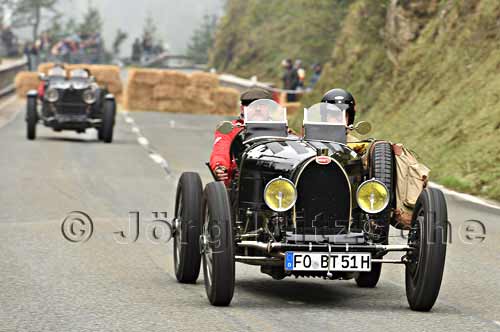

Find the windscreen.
[
  {"left": 244, "top": 99, "right": 287, "bottom": 124},
  {"left": 47, "top": 67, "right": 66, "bottom": 78},
  {"left": 69, "top": 69, "right": 90, "bottom": 79},
  {"left": 304, "top": 103, "right": 346, "bottom": 126}
]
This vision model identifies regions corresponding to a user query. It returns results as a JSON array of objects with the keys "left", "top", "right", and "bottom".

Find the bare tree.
[{"left": 7, "top": 0, "right": 59, "bottom": 41}]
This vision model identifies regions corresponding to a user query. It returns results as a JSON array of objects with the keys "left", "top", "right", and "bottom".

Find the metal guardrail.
[{"left": 0, "top": 58, "right": 28, "bottom": 97}]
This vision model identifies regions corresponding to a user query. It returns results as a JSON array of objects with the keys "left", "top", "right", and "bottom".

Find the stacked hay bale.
[
  {"left": 210, "top": 87, "right": 240, "bottom": 115},
  {"left": 123, "top": 68, "right": 161, "bottom": 110},
  {"left": 124, "top": 69, "right": 240, "bottom": 115},
  {"left": 154, "top": 71, "right": 191, "bottom": 112},
  {"left": 14, "top": 71, "right": 40, "bottom": 98},
  {"left": 36, "top": 63, "right": 123, "bottom": 102}
]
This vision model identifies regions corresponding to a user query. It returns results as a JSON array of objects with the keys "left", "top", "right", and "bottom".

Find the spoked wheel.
[
  {"left": 173, "top": 172, "right": 203, "bottom": 283},
  {"left": 26, "top": 96, "right": 38, "bottom": 140},
  {"left": 201, "top": 181, "right": 234, "bottom": 306},
  {"left": 405, "top": 187, "right": 447, "bottom": 311},
  {"left": 356, "top": 141, "right": 394, "bottom": 288}
]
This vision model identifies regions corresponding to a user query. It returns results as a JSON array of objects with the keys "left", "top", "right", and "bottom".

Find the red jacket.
[{"left": 209, "top": 119, "right": 244, "bottom": 184}]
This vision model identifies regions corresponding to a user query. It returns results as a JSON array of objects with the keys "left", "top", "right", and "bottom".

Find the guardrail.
[{"left": 0, "top": 58, "right": 27, "bottom": 97}]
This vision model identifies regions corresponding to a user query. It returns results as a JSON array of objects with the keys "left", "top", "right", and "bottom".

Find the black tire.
[
  {"left": 97, "top": 128, "right": 104, "bottom": 140},
  {"left": 173, "top": 172, "right": 203, "bottom": 283},
  {"left": 405, "top": 188, "right": 447, "bottom": 311},
  {"left": 26, "top": 97, "right": 37, "bottom": 140},
  {"left": 201, "top": 181, "right": 235, "bottom": 306},
  {"left": 101, "top": 99, "right": 115, "bottom": 143},
  {"left": 355, "top": 142, "right": 394, "bottom": 288}
]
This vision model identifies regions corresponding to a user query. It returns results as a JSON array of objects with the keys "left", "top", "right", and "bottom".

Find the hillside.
[{"left": 210, "top": 0, "right": 500, "bottom": 201}]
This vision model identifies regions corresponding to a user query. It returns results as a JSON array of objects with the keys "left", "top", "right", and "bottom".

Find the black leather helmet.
[{"left": 321, "top": 88, "right": 356, "bottom": 125}]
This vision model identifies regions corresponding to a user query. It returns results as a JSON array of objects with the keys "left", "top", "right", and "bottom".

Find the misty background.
[{"left": 16, "top": 0, "right": 224, "bottom": 55}]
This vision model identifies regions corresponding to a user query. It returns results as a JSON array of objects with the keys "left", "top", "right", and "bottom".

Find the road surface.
[{"left": 1, "top": 98, "right": 499, "bottom": 332}]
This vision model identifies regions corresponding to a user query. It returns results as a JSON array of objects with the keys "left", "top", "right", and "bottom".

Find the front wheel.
[
  {"left": 173, "top": 172, "right": 203, "bottom": 283},
  {"left": 101, "top": 99, "right": 115, "bottom": 143},
  {"left": 26, "top": 97, "right": 38, "bottom": 140},
  {"left": 405, "top": 188, "right": 447, "bottom": 311},
  {"left": 201, "top": 181, "right": 234, "bottom": 306}
]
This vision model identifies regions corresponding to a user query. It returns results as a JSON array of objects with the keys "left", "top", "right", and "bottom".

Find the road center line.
[{"left": 121, "top": 110, "right": 171, "bottom": 175}]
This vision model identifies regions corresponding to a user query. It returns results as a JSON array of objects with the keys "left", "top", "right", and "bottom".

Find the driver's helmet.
[{"left": 321, "top": 88, "right": 355, "bottom": 125}]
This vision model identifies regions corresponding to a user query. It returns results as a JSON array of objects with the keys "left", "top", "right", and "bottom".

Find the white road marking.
[
  {"left": 120, "top": 110, "right": 171, "bottom": 175},
  {"left": 430, "top": 182, "right": 500, "bottom": 211},
  {"left": 137, "top": 136, "right": 149, "bottom": 146},
  {"left": 149, "top": 153, "right": 165, "bottom": 164},
  {"left": 169, "top": 120, "right": 175, "bottom": 128}
]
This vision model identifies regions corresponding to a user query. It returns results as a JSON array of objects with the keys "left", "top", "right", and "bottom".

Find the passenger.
[
  {"left": 209, "top": 88, "right": 273, "bottom": 183},
  {"left": 321, "top": 88, "right": 356, "bottom": 126}
]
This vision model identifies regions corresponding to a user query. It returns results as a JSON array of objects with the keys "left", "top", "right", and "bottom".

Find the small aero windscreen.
[
  {"left": 69, "top": 69, "right": 90, "bottom": 79},
  {"left": 48, "top": 67, "right": 67, "bottom": 78},
  {"left": 303, "top": 103, "right": 346, "bottom": 126},
  {"left": 244, "top": 99, "right": 287, "bottom": 124}
]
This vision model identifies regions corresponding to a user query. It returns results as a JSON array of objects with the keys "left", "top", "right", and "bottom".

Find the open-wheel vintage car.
[
  {"left": 26, "top": 67, "right": 116, "bottom": 143},
  {"left": 173, "top": 99, "right": 448, "bottom": 311}
]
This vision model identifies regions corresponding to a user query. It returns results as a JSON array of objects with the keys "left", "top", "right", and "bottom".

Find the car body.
[
  {"left": 26, "top": 67, "right": 116, "bottom": 143},
  {"left": 173, "top": 99, "right": 448, "bottom": 311}
]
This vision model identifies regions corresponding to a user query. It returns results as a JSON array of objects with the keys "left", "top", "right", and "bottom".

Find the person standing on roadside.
[
  {"left": 295, "top": 59, "right": 306, "bottom": 90},
  {"left": 281, "top": 58, "right": 299, "bottom": 102},
  {"left": 309, "top": 63, "right": 322, "bottom": 89}
]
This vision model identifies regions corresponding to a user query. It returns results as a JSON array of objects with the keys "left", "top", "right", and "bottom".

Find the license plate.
[
  {"left": 56, "top": 114, "right": 87, "bottom": 122},
  {"left": 284, "top": 252, "right": 371, "bottom": 272}
]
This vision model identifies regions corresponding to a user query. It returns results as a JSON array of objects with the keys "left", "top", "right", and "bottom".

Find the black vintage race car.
[
  {"left": 173, "top": 99, "right": 447, "bottom": 311},
  {"left": 26, "top": 67, "right": 116, "bottom": 143}
]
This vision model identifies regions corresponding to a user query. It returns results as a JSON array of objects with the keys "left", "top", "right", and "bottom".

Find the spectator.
[
  {"left": 281, "top": 58, "right": 299, "bottom": 102},
  {"left": 295, "top": 59, "right": 306, "bottom": 89},
  {"left": 309, "top": 63, "right": 322, "bottom": 89}
]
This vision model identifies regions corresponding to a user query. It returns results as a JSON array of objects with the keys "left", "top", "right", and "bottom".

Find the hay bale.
[
  {"left": 211, "top": 87, "right": 240, "bottom": 110},
  {"left": 160, "top": 70, "right": 191, "bottom": 87},
  {"left": 14, "top": 71, "right": 39, "bottom": 98},
  {"left": 124, "top": 82, "right": 155, "bottom": 111},
  {"left": 37, "top": 62, "right": 55, "bottom": 74},
  {"left": 190, "top": 71, "right": 219, "bottom": 89},
  {"left": 183, "top": 99, "right": 216, "bottom": 114},
  {"left": 153, "top": 84, "right": 186, "bottom": 100},
  {"left": 156, "top": 100, "right": 187, "bottom": 112},
  {"left": 129, "top": 68, "right": 162, "bottom": 85}
]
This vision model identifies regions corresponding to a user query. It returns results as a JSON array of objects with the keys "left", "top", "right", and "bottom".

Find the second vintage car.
[
  {"left": 26, "top": 66, "right": 116, "bottom": 143},
  {"left": 172, "top": 99, "right": 448, "bottom": 311}
]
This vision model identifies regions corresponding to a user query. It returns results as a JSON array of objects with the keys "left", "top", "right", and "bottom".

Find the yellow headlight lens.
[
  {"left": 356, "top": 180, "right": 389, "bottom": 214},
  {"left": 264, "top": 177, "right": 297, "bottom": 212}
]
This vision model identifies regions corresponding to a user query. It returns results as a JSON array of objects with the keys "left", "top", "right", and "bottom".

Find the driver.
[
  {"left": 209, "top": 87, "right": 273, "bottom": 184},
  {"left": 38, "top": 63, "right": 66, "bottom": 100}
]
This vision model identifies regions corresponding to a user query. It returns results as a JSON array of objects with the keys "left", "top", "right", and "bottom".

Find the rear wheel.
[
  {"left": 201, "top": 181, "right": 234, "bottom": 306},
  {"left": 26, "top": 97, "right": 37, "bottom": 140},
  {"left": 101, "top": 99, "right": 115, "bottom": 143},
  {"left": 173, "top": 172, "right": 203, "bottom": 283},
  {"left": 405, "top": 188, "right": 447, "bottom": 311},
  {"left": 356, "top": 141, "right": 394, "bottom": 288}
]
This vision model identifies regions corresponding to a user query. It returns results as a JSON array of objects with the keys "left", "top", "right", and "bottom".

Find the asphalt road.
[{"left": 1, "top": 98, "right": 499, "bottom": 332}]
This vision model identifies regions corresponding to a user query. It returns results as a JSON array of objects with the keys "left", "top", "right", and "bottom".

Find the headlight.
[
  {"left": 264, "top": 177, "right": 297, "bottom": 212},
  {"left": 45, "top": 88, "right": 59, "bottom": 103},
  {"left": 82, "top": 89, "right": 96, "bottom": 104},
  {"left": 356, "top": 179, "right": 389, "bottom": 214}
]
